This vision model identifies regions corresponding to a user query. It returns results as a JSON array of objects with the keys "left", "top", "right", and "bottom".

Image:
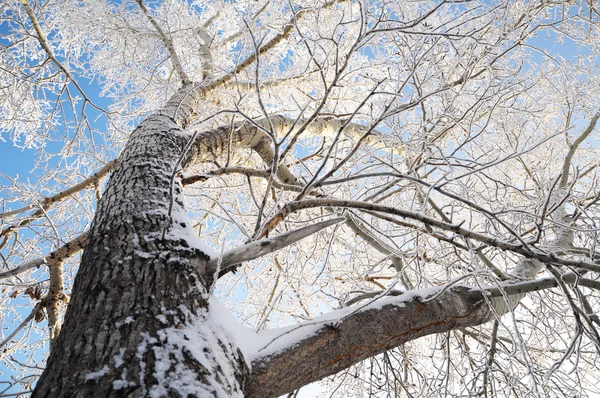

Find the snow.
[
  {"left": 113, "top": 368, "right": 136, "bottom": 390},
  {"left": 243, "top": 285, "right": 462, "bottom": 360},
  {"left": 204, "top": 288, "right": 444, "bottom": 363},
  {"left": 74, "top": 284, "right": 466, "bottom": 395},
  {"left": 147, "top": 303, "right": 245, "bottom": 397},
  {"left": 129, "top": 286, "right": 451, "bottom": 395},
  {"left": 155, "top": 314, "right": 168, "bottom": 324},
  {"left": 134, "top": 250, "right": 155, "bottom": 259},
  {"left": 206, "top": 296, "right": 259, "bottom": 361},
  {"left": 113, "top": 348, "right": 126, "bottom": 368},
  {"left": 84, "top": 365, "right": 109, "bottom": 382},
  {"left": 113, "top": 379, "right": 136, "bottom": 390},
  {"left": 115, "top": 316, "right": 134, "bottom": 328},
  {"left": 165, "top": 182, "right": 217, "bottom": 259}
]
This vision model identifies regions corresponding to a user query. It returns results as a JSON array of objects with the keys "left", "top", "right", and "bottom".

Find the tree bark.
[
  {"left": 246, "top": 286, "right": 511, "bottom": 398},
  {"left": 33, "top": 110, "right": 248, "bottom": 397},
  {"left": 32, "top": 85, "right": 544, "bottom": 397}
]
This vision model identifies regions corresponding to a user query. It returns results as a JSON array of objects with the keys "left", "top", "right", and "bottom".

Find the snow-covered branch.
[
  {"left": 246, "top": 271, "right": 600, "bottom": 397},
  {"left": 205, "top": 217, "right": 344, "bottom": 276},
  {"left": 0, "top": 232, "right": 88, "bottom": 281}
]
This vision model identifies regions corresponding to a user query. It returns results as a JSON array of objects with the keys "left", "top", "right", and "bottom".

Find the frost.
[
  {"left": 156, "top": 314, "right": 168, "bottom": 324},
  {"left": 115, "top": 316, "right": 134, "bottom": 328},
  {"left": 113, "top": 348, "right": 126, "bottom": 368},
  {"left": 147, "top": 305, "right": 244, "bottom": 397},
  {"left": 85, "top": 365, "right": 109, "bottom": 382}
]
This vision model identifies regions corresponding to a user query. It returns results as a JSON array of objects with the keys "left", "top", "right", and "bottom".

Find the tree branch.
[
  {"left": 205, "top": 217, "right": 344, "bottom": 276},
  {"left": 246, "top": 272, "right": 600, "bottom": 397},
  {"left": 135, "top": 0, "right": 191, "bottom": 85},
  {"left": 259, "top": 199, "right": 600, "bottom": 272},
  {"left": 0, "top": 160, "right": 116, "bottom": 222},
  {"left": 246, "top": 285, "right": 501, "bottom": 398},
  {"left": 560, "top": 110, "right": 600, "bottom": 187},
  {"left": 0, "top": 232, "right": 88, "bottom": 281}
]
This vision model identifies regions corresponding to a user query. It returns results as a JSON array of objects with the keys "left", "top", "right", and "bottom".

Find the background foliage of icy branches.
[{"left": 1, "top": 0, "right": 600, "bottom": 396}]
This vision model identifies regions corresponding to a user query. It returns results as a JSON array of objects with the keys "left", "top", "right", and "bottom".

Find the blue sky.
[{"left": 1, "top": 2, "right": 599, "bottom": 396}]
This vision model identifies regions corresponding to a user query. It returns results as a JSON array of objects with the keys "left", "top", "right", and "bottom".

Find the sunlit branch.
[
  {"left": 485, "top": 273, "right": 600, "bottom": 296},
  {"left": 46, "top": 260, "right": 66, "bottom": 349},
  {"left": 182, "top": 167, "right": 303, "bottom": 192},
  {"left": 134, "top": 0, "right": 191, "bottom": 85},
  {"left": 259, "top": 198, "right": 600, "bottom": 272},
  {"left": 344, "top": 212, "right": 406, "bottom": 271},
  {"left": 0, "top": 160, "right": 117, "bottom": 222},
  {"left": 247, "top": 275, "right": 541, "bottom": 398},
  {"left": 205, "top": 217, "right": 344, "bottom": 276},
  {"left": 0, "top": 232, "right": 88, "bottom": 281},
  {"left": 560, "top": 110, "right": 600, "bottom": 188}
]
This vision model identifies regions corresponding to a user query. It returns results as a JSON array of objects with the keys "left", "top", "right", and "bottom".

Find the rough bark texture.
[
  {"left": 33, "top": 113, "right": 248, "bottom": 397},
  {"left": 246, "top": 287, "right": 494, "bottom": 398},
  {"left": 31, "top": 85, "right": 540, "bottom": 397}
]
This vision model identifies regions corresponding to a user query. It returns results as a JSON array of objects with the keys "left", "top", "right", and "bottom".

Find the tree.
[{"left": 1, "top": 0, "right": 600, "bottom": 396}]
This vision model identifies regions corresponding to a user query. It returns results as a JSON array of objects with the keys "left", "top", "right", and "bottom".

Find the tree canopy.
[{"left": 1, "top": 0, "right": 600, "bottom": 396}]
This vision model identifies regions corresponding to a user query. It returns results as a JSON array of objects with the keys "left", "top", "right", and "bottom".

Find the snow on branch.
[
  {"left": 0, "top": 232, "right": 88, "bottom": 281},
  {"left": 0, "top": 160, "right": 117, "bottom": 222},
  {"left": 206, "top": 217, "right": 344, "bottom": 276},
  {"left": 245, "top": 273, "right": 600, "bottom": 397}
]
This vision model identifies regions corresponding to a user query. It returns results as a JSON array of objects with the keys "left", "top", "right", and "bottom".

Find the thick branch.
[
  {"left": 246, "top": 273, "right": 600, "bottom": 397},
  {"left": 184, "top": 115, "right": 383, "bottom": 186},
  {"left": 46, "top": 260, "right": 65, "bottom": 348},
  {"left": 246, "top": 286, "right": 497, "bottom": 398}
]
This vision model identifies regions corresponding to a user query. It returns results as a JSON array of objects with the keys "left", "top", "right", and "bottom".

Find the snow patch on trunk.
[
  {"left": 84, "top": 365, "right": 109, "bottom": 382},
  {"left": 147, "top": 299, "right": 248, "bottom": 397},
  {"left": 165, "top": 177, "right": 216, "bottom": 259}
]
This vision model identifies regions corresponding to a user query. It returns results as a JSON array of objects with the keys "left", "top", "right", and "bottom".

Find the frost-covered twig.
[
  {"left": 0, "top": 302, "right": 43, "bottom": 351},
  {"left": 16, "top": 0, "right": 107, "bottom": 114},
  {"left": 135, "top": 0, "right": 191, "bottom": 84}
]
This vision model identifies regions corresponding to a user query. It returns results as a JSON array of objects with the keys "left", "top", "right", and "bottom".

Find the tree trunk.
[
  {"left": 31, "top": 85, "right": 544, "bottom": 398},
  {"left": 33, "top": 112, "right": 248, "bottom": 397}
]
